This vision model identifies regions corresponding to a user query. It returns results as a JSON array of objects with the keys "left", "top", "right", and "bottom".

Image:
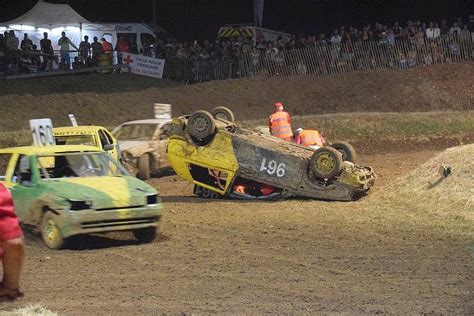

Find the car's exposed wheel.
[
  {"left": 310, "top": 146, "right": 343, "bottom": 179},
  {"left": 211, "top": 106, "right": 235, "bottom": 122},
  {"left": 41, "top": 211, "right": 65, "bottom": 250},
  {"left": 133, "top": 227, "right": 157, "bottom": 243},
  {"left": 186, "top": 110, "right": 216, "bottom": 140},
  {"left": 137, "top": 154, "right": 151, "bottom": 180},
  {"left": 331, "top": 141, "right": 356, "bottom": 163}
]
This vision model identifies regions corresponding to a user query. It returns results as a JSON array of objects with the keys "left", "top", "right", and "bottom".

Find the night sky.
[{"left": 1, "top": 0, "right": 473, "bottom": 41}]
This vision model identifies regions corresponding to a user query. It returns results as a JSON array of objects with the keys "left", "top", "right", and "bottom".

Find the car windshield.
[
  {"left": 36, "top": 152, "right": 128, "bottom": 179},
  {"left": 55, "top": 135, "right": 98, "bottom": 147},
  {"left": 114, "top": 124, "right": 157, "bottom": 141}
]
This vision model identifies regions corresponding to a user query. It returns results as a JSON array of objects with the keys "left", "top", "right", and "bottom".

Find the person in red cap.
[
  {"left": 0, "top": 183, "right": 25, "bottom": 300},
  {"left": 268, "top": 102, "right": 293, "bottom": 141}
]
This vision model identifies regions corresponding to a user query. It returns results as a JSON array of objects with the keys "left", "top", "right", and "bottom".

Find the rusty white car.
[{"left": 112, "top": 119, "right": 171, "bottom": 180}]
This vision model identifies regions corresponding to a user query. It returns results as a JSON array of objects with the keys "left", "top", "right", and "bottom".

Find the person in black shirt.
[
  {"left": 20, "top": 33, "right": 33, "bottom": 53},
  {"left": 40, "top": 32, "right": 54, "bottom": 70}
]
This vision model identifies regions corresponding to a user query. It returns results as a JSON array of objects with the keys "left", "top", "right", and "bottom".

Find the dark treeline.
[{"left": 0, "top": 0, "right": 472, "bottom": 41}]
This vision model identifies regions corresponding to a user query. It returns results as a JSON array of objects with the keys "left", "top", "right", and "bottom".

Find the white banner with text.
[{"left": 122, "top": 53, "right": 165, "bottom": 79}]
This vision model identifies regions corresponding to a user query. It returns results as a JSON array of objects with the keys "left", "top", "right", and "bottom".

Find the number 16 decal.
[{"left": 260, "top": 157, "right": 286, "bottom": 177}]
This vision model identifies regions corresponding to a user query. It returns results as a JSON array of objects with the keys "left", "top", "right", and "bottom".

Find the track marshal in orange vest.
[{"left": 269, "top": 102, "right": 293, "bottom": 141}]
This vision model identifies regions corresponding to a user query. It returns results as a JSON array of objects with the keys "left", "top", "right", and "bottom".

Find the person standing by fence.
[
  {"left": 91, "top": 37, "right": 103, "bottom": 66},
  {"left": 78, "top": 35, "right": 91, "bottom": 66},
  {"left": 269, "top": 102, "right": 293, "bottom": 141},
  {"left": 115, "top": 36, "right": 129, "bottom": 64},
  {"left": 0, "top": 183, "right": 25, "bottom": 301},
  {"left": 40, "top": 32, "right": 53, "bottom": 71},
  {"left": 58, "top": 31, "right": 77, "bottom": 69}
]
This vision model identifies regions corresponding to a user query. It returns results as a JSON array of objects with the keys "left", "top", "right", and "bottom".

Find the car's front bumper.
[{"left": 54, "top": 204, "right": 163, "bottom": 238}]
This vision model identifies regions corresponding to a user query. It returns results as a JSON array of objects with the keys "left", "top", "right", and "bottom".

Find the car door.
[
  {"left": 8, "top": 154, "right": 43, "bottom": 222},
  {"left": 155, "top": 123, "right": 171, "bottom": 168}
]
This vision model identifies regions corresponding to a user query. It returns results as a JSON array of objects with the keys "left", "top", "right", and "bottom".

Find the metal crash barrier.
[{"left": 163, "top": 58, "right": 237, "bottom": 83}]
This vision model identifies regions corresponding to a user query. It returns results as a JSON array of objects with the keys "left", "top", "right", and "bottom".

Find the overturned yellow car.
[{"left": 167, "top": 108, "right": 375, "bottom": 201}]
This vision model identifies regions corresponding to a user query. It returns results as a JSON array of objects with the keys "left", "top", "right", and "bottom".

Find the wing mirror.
[{"left": 103, "top": 144, "right": 114, "bottom": 151}]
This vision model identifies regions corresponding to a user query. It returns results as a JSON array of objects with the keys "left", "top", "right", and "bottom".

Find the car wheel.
[
  {"left": 137, "top": 154, "right": 151, "bottom": 180},
  {"left": 310, "top": 146, "right": 343, "bottom": 179},
  {"left": 331, "top": 141, "right": 356, "bottom": 162},
  {"left": 186, "top": 110, "right": 216, "bottom": 140},
  {"left": 41, "top": 211, "right": 65, "bottom": 250},
  {"left": 133, "top": 227, "right": 157, "bottom": 243},
  {"left": 211, "top": 106, "right": 235, "bottom": 122}
]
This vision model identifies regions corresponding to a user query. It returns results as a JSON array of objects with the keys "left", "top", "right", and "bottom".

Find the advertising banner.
[{"left": 122, "top": 53, "right": 165, "bottom": 79}]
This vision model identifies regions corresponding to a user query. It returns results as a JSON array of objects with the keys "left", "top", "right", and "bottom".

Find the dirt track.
[{"left": 3, "top": 150, "right": 473, "bottom": 314}]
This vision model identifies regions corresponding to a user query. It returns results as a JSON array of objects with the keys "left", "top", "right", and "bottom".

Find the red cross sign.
[{"left": 123, "top": 55, "right": 134, "bottom": 64}]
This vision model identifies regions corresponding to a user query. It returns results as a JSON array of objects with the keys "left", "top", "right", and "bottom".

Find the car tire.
[
  {"left": 137, "top": 154, "right": 151, "bottom": 180},
  {"left": 186, "top": 110, "right": 216, "bottom": 140},
  {"left": 211, "top": 106, "right": 235, "bottom": 122},
  {"left": 133, "top": 227, "right": 157, "bottom": 243},
  {"left": 310, "top": 146, "right": 343, "bottom": 179},
  {"left": 41, "top": 211, "right": 65, "bottom": 250},
  {"left": 331, "top": 141, "right": 356, "bottom": 163}
]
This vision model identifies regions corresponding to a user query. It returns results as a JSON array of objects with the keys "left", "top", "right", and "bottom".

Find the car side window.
[
  {"left": 13, "top": 155, "right": 32, "bottom": 185},
  {"left": 159, "top": 132, "right": 167, "bottom": 141},
  {"left": 0, "top": 153, "right": 12, "bottom": 181},
  {"left": 98, "top": 130, "right": 110, "bottom": 147},
  {"left": 159, "top": 123, "right": 171, "bottom": 140},
  {"left": 103, "top": 130, "right": 115, "bottom": 144}
]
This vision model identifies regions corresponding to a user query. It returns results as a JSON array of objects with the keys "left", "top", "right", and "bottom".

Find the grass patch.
[
  {"left": 378, "top": 144, "right": 474, "bottom": 238},
  {"left": 1, "top": 111, "right": 473, "bottom": 149},
  {"left": 0, "top": 305, "right": 58, "bottom": 316},
  {"left": 245, "top": 111, "right": 474, "bottom": 140}
]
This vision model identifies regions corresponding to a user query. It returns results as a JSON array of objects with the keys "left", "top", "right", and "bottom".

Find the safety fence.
[
  {"left": 163, "top": 57, "right": 237, "bottom": 83},
  {"left": 238, "top": 35, "right": 474, "bottom": 77},
  {"left": 2, "top": 35, "right": 472, "bottom": 81}
]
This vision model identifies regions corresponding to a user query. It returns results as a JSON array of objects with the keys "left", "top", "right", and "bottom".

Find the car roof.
[
  {"left": 53, "top": 126, "right": 105, "bottom": 135},
  {"left": 0, "top": 145, "right": 103, "bottom": 155}
]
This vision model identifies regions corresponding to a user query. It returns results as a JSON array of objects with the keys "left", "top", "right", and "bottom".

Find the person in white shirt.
[
  {"left": 330, "top": 29, "right": 342, "bottom": 45},
  {"left": 433, "top": 23, "right": 441, "bottom": 38},
  {"left": 425, "top": 22, "right": 436, "bottom": 39}
]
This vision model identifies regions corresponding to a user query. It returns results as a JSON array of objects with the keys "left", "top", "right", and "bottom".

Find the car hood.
[
  {"left": 41, "top": 176, "right": 157, "bottom": 209},
  {"left": 118, "top": 141, "right": 148, "bottom": 151}
]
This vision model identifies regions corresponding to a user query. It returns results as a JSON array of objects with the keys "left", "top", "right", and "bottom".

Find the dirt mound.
[
  {"left": 386, "top": 144, "right": 474, "bottom": 226},
  {"left": 0, "top": 62, "right": 472, "bottom": 132}
]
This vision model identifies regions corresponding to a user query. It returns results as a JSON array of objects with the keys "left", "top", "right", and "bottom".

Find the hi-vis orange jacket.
[
  {"left": 296, "top": 130, "right": 325, "bottom": 147},
  {"left": 269, "top": 111, "right": 292, "bottom": 140}
]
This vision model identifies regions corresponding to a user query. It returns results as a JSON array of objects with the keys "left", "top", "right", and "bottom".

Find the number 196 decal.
[{"left": 260, "top": 157, "right": 286, "bottom": 177}]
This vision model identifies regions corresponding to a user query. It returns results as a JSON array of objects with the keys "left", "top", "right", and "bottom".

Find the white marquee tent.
[{"left": 0, "top": 0, "right": 113, "bottom": 50}]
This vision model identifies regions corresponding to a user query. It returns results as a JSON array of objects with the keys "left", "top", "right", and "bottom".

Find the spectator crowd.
[
  {"left": 0, "top": 30, "right": 136, "bottom": 75},
  {"left": 147, "top": 17, "right": 472, "bottom": 62},
  {"left": 0, "top": 16, "right": 472, "bottom": 77}
]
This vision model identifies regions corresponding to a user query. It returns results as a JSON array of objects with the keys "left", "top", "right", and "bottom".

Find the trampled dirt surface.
[
  {"left": 0, "top": 63, "right": 473, "bottom": 314},
  {"left": 2, "top": 150, "right": 473, "bottom": 314}
]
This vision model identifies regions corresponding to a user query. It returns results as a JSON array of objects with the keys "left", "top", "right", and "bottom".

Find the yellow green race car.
[
  {"left": 0, "top": 145, "right": 162, "bottom": 249},
  {"left": 167, "top": 108, "right": 375, "bottom": 201}
]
